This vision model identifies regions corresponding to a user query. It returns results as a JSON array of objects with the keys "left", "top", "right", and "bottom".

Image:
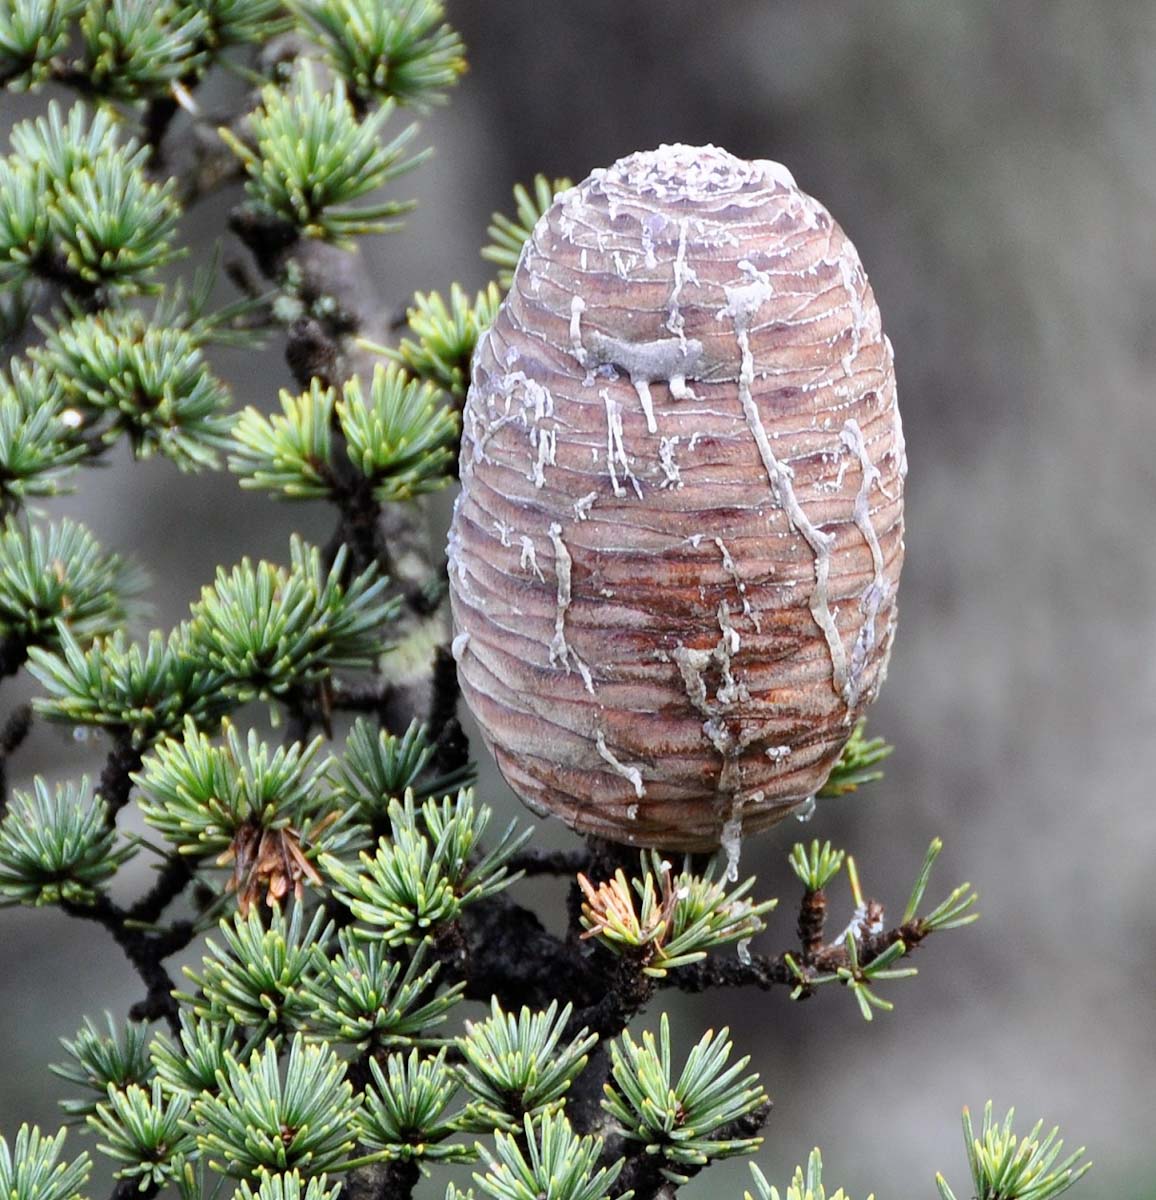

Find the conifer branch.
[
  {"left": 220, "top": 42, "right": 450, "bottom": 733},
  {"left": 0, "top": 15, "right": 1094, "bottom": 1200}
]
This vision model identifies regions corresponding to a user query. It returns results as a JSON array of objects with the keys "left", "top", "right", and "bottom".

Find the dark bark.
[
  {"left": 96, "top": 735, "right": 144, "bottom": 824},
  {"left": 797, "top": 887, "right": 828, "bottom": 963},
  {"left": 142, "top": 94, "right": 181, "bottom": 168},
  {"left": 127, "top": 855, "right": 195, "bottom": 925},
  {"left": 0, "top": 634, "right": 28, "bottom": 680},
  {"left": 453, "top": 893, "right": 590, "bottom": 1011},
  {"left": 341, "top": 1158, "right": 421, "bottom": 1200},
  {"left": 0, "top": 702, "right": 32, "bottom": 815},
  {"left": 427, "top": 645, "right": 469, "bottom": 779}
]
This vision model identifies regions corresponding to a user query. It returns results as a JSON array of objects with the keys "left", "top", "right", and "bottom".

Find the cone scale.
[{"left": 448, "top": 144, "right": 905, "bottom": 851}]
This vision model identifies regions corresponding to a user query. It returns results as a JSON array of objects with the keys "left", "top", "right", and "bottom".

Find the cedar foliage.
[{"left": 0, "top": 4, "right": 1088, "bottom": 1200}]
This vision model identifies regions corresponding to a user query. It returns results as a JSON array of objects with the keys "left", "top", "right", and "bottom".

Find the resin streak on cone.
[{"left": 448, "top": 144, "right": 906, "bottom": 851}]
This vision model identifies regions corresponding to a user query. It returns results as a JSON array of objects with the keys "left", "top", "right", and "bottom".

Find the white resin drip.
[
  {"left": 723, "top": 269, "right": 850, "bottom": 705},
  {"left": 601, "top": 144, "right": 795, "bottom": 209},
  {"left": 547, "top": 522, "right": 573, "bottom": 666},
  {"left": 840, "top": 418, "right": 888, "bottom": 703},
  {"left": 569, "top": 296, "right": 587, "bottom": 367},
  {"left": 528, "top": 426, "right": 556, "bottom": 488},
  {"left": 446, "top": 513, "right": 481, "bottom": 604},
  {"left": 547, "top": 523, "right": 595, "bottom": 695},
  {"left": 838, "top": 254, "right": 867, "bottom": 376},
  {"left": 666, "top": 218, "right": 699, "bottom": 351},
  {"left": 587, "top": 331, "right": 704, "bottom": 435},
  {"left": 672, "top": 645, "right": 713, "bottom": 717},
  {"left": 634, "top": 379, "right": 658, "bottom": 433},
  {"left": 658, "top": 436, "right": 682, "bottom": 488},
  {"left": 639, "top": 215, "right": 658, "bottom": 268},
  {"left": 669, "top": 603, "right": 749, "bottom": 756},
  {"left": 714, "top": 537, "right": 760, "bottom": 631},
  {"left": 519, "top": 535, "right": 545, "bottom": 581},
  {"left": 451, "top": 631, "right": 470, "bottom": 662},
  {"left": 595, "top": 730, "right": 645, "bottom": 798},
  {"left": 720, "top": 806, "right": 743, "bottom": 882},
  {"left": 714, "top": 601, "right": 748, "bottom": 706},
  {"left": 885, "top": 336, "right": 908, "bottom": 479},
  {"left": 602, "top": 388, "right": 642, "bottom": 499}
]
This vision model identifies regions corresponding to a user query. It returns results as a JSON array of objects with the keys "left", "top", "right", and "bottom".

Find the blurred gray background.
[{"left": 3, "top": 2, "right": 1154, "bottom": 1196}]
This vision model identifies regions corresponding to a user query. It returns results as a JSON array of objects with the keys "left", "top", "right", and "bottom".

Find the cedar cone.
[{"left": 448, "top": 144, "right": 905, "bottom": 852}]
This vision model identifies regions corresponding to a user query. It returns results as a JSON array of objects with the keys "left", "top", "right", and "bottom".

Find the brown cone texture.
[{"left": 448, "top": 144, "right": 906, "bottom": 851}]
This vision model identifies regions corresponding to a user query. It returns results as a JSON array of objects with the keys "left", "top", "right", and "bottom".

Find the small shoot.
[
  {"left": 2, "top": 103, "right": 183, "bottom": 295},
  {"left": 462, "top": 1111, "right": 624, "bottom": 1200},
  {"left": 135, "top": 718, "right": 341, "bottom": 911},
  {"left": 329, "top": 716, "right": 475, "bottom": 827},
  {"left": 229, "top": 381, "right": 337, "bottom": 501},
  {"left": 87, "top": 1080, "right": 195, "bottom": 1190},
  {"left": 290, "top": 0, "right": 466, "bottom": 110},
  {"left": 483, "top": 175, "right": 573, "bottom": 288},
  {"left": 902, "top": 838, "right": 980, "bottom": 934},
  {"left": 303, "top": 933, "right": 463, "bottom": 1051},
  {"left": 935, "top": 1102, "right": 1091, "bottom": 1200},
  {"left": 149, "top": 1012, "right": 241, "bottom": 1098},
  {"left": 222, "top": 68, "right": 423, "bottom": 245},
  {"left": 818, "top": 720, "right": 893, "bottom": 798},
  {"left": 0, "top": 363, "right": 86, "bottom": 513},
  {"left": 835, "top": 932, "right": 917, "bottom": 1022},
  {"left": 603, "top": 1012, "right": 768, "bottom": 1181},
  {"left": 197, "top": 0, "right": 291, "bottom": 50},
  {"left": 182, "top": 904, "right": 330, "bottom": 1034},
  {"left": 52, "top": 1014, "right": 154, "bottom": 1118},
  {"left": 192, "top": 1035, "right": 360, "bottom": 1177},
  {"left": 578, "top": 854, "right": 775, "bottom": 977},
  {"left": 0, "top": 777, "right": 136, "bottom": 907},
  {"left": 233, "top": 1173, "right": 342, "bottom": 1200},
  {"left": 421, "top": 789, "right": 530, "bottom": 897},
  {"left": 323, "top": 789, "right": 527, "bottom": 946},
  {"left": 337, "top": 363, "right": 460, "bottom": 502},
  {"left": 389, "top": 283, "right": 502, "bottom": 399},
  {"left": 456, "top": 999, "right": 596, "bottom": 1132},
  {"left": 789, "top": 840, "right": 846, "bottom": 893},
  {"left": 791, "top": 840, "right": 846, "bottom": 962},
  {"left": 0, "top": 1124, "right": 91, "bottom": 1200},
  {"left": 187, "top": 536, "right": 397, "bottom": 701},
  {"left": 747, "top": 1149, "right": 869, "bottom": 1200},
  {"left": 0, "top": 518, "right": 144, "bottom": 658},
  {"left": 785, "top": 838, "right": 978, "bottom": 1010},
  {"left": 34, "top": 306, "right": 234, "bottom": 471},
  {"left": 28, "top": 625, "right": 231, "bottom": 746},
  {"left": 76, "top": 0, "right": 206, "bottom": 101},
  {"left": 353, "top": 1049, "right": 472, "bottom": 1163},
  {"left": 0, "top": 0, "right": 73, "bottom": 90}
]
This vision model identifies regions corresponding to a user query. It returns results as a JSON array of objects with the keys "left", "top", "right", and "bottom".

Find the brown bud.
[{"left": 448, "top": 144, "right": 905, "bottom": 852}]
